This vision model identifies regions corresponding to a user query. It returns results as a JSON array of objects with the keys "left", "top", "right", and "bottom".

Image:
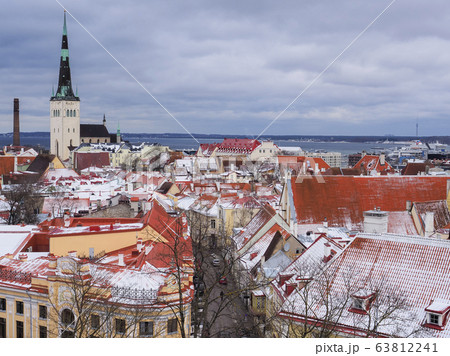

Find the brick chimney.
[{"left": 13, "top": 98, "right": 20, "bottom": 146}]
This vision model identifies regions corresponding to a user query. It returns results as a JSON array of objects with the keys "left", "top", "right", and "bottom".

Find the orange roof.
[
  {"left": 352, "top": 155, "right": 393, "bottom": 174},
  {"left": 0, "top": 156, "right": 15, "bottom": 175},
  {"left": 278, "top": 155, "right": 330, "bottom": 172},
  {"left": 291, "top": 176, "right": 448, "bottom": 229}
]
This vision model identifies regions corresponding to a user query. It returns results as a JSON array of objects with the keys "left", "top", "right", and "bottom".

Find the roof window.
[{"left": 423, "top": 299, "right": 450, "bottom": 330}]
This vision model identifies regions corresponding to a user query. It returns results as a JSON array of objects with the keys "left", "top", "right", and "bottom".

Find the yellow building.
[{"left": 0, "top": 201, "right": 194, "bottom": 338}]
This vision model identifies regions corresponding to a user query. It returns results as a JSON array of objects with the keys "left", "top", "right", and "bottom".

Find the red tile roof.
[
  {"left": 74, "top": 152, "right": 110, "bottom": 172},
  {"left": 218, "top": 138, "right": 261, "bottom": 154},
  {"left": 278, "top": 156, "right": 331, "bottom": 172},
  {"left": 352, "top": 155, "right": 393, "bottom": 175},
  {"left": 401, "top": 162, "right": 435, "bottom": 176},
  {"left": 281, "top": 234, "right": 450, "bottom": 337},
  {"left": 291, "top": 176, "right": 449, "bottom": 229}
]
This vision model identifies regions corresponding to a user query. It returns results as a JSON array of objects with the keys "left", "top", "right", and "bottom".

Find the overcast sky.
[{"left": 1, "top": 0, "right": 450, "bottom": 137}]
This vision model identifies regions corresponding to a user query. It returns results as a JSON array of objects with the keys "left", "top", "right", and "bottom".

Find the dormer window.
[
  {"left": 349, "top": 290, "right": 376, "bottom": 314},
  {"left": 353, "top": 298, "right": 365, "bottom": 310},
  {"left": 423, "top": 299, "right": 450, "bottom": 330},
  {"left": 428, "top": 313, "right": 440, "bottom": 326}
]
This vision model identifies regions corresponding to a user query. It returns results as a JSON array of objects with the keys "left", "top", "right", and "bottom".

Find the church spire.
[{"left": 52, "top": 10, "right": 79, "bottom": 101}]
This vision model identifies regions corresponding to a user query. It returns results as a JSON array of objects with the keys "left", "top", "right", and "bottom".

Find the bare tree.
[
  {"left": 47, "top": 256, "right": 158, "bottom": 338},
  {"left": 3, "top": 183, "right": 41, "bottom": 225},
  {"left": 274, "top": 262, "right": 430, "bottom": 338}
]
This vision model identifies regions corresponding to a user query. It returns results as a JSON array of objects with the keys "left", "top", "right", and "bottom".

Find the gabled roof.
[
  {"left": 280, "top": 233, "right": 450, "bottom": 337},
  {"left": 352, "top": 155, "right": 393, "bottom": 175},
  {"left": 239, "top": 224, "right": 291, "bottom": 271},
  {"left": 26, "top": 154, "right": 57, "bottom": 174},
  {"left": 414, "top": 200, "right": 450, "bottom": 231},
  {"left": 217, "top": 138, "right": 261, "bottom": 154},
  {"left": 233, "top": 204, "right": 278, "bottom": 251},
  {"left": 74, "top": 151, "right": 110, "bottom": 172},
  {"left": 402, "top": 162, "right": 435, "bottom": 176},
  {"left": 80, "top": 124, "right": 110, "bottom": 138},
  {"left": 291, "top": 176, "right": 449, "bottom": 230}
]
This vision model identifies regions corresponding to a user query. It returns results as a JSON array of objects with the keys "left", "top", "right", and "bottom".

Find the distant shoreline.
[{"left": 1, "top": 132, "right": 449, "bottom": 145}]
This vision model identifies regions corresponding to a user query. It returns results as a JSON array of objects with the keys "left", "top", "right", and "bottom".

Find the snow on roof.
[
  {"left": 0, "top": 225, "right": 36, "bottom": 257},
  {"left": 281, "top": 232, "right": 450, "bottom": 337},
  {"left": 291, "top": 176, "right": 448, "bottom": 229},
  {"left": 239, "top": 224, "right": 289, "bottom": 271},
  {"left": 263, "top": 249, "right": 292, "bottom": 278},
  {"left": 387, "top": 211, "right": 418, "bottom": 235},
  {"left": 42, "top": 168, "right": 80, "bottom": 180},
  {"left": 50, "top": 223, "right": 143, "bottom": 236},
  {"left": 232, "top": 205, "right": 277, "bottom": 251}
]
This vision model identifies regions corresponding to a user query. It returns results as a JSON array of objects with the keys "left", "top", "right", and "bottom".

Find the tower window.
[
  {"left": 67, "top": 110, "right": 69, "bottom": 117},
  {"left": 73, "top": 110, "right": 76, "bottom": 116},
  {"left": 73, "top": 128, "right": 75, "bottom": 133},
  {"left": 68, "top": 128, "right": 70, "bottom": 133}
]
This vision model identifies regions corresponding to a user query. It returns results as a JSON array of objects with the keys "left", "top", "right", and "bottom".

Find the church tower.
[{"left": 50, "top": 11, "right": 80, "bottom": 161}]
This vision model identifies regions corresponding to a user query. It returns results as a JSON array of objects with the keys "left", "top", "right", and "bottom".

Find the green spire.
[
  {"left": 51, "top": 10, "right": 78, "bottom": 101},
  {"left": 63, "top": 10, "right": 67, "bottom": 36}
]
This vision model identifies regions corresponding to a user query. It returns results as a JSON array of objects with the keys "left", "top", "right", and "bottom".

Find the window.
[
  {"left": 210, "top": 219, "right": 216, "bottom": 229},
  {"left": 73, "top": 128, "right": 75, "bottom": 133},
  {"left": 0, "top": 317, "right": 5, "bottom": 338},
  {"left": 39, "top": 305, "right": 47, "bottom": 319},
  {"left": 67, "top": 110, "right": 69, "bottom": 117},
  {"left": 429, "top": 313, "right": 440, "bottom": 326},
  {"left": 167, "top": 318, "right": 178, "bottom": 334},
  {"left": 16, "top": 301, "right": 23, "bottom": 315},
  {"left": 91, "top": 314, "right": 100, "bottom": 329},
  {"left": 139, "top": 321, "right": 153, "bottom": 336},
  {"left": 0, "top": 298, "right": 5, "bottom": 311},
  {"left": 256, "top": 296, "right": 265, "bottom": 310},
  {"left": 68, "top": 128, "right": 70, "bottom": 133},
  {"left": 115, "top": 318, "right": 126, "bottom": 334},
  {"left": 61, "top": 309, "right": 75, "bottom": 326},
  {"left": 16, "top": 321, "right": 23, "bottom": 338},
  {"left": 73, "top": 110, "right": 76, "bottom": 117},
  {"left": 39, "top": 325, "right": 47, "bottom": 338},
  {"left": 353, "top": 298, "right": 364, "bottom": 310}
]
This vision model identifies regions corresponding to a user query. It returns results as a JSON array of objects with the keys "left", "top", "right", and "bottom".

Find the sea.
[{"left": 0, "top": 133, "right": 399, "bottom": 156}]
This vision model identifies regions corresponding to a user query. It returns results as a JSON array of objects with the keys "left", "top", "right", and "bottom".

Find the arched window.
[
  {"left": 81, "top": 139, "right": 84, "bottom": 143},
  {"left": 67, "top": 110, "right": 69, "bottom": 117},
  {"left": 73, "top": 110, "right": 76, "bottom": 117},
  {"left": 97, "top": 139, "right": 100, "bottom": 143},
  {"left": 68, "top": 128, "right": 70, "bottom": 133},
  {"left": 61, "top": 309, "right": 75, "bottom": 326},
  {"left": 73, "top": 128, "right": 75, "bottom": 133},
  {"left": 89, "top": 139, "right": 92, "bottom": 143}
]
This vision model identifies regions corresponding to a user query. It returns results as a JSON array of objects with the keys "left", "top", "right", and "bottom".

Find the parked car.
[{"left": 219, "top": 276, "right": 227, "bottom": 285}]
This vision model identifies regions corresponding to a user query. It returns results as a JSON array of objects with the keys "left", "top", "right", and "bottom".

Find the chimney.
[
  {"left": 424, "top": 212, "right": 435, "bottom": 237},
  {"left": 18, "top": 254, "right": 28, "bottom": 262},
  {"left": 64, "top": 211, "right": 70, "bottom": 227},
  {"left": 48, "top": 254, "right": 57, "bottom": 270},
  {"left": 137, "top": 238, "right": 143, "bottom": 252},
  {"left": 13, "top": 98, "right": 20, "bottom": 146},
  {"left": 324, "top": 242, "right": 331, "bottom": 261},
  {"left": 118, "top": 253, "right": 125, "bottom": 266},
  {"left": 380, "top": 154, "right": 385, "bottom": 166},
  {"left": 406, "top": 201, "right": 412, "bottom": 212}
]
